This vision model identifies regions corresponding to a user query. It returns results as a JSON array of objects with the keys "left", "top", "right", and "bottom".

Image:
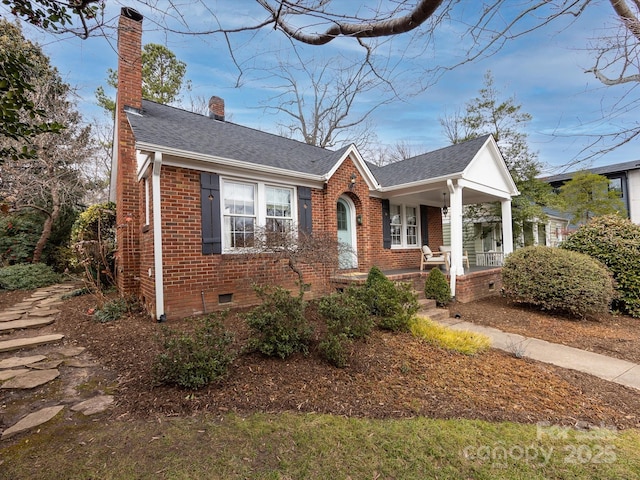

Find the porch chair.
[
  {"left": 438, "top": 246, "right": 470, "bottom": 269},
  {"left": 420, "top": 245, "right": 449, "bottom": 272}
]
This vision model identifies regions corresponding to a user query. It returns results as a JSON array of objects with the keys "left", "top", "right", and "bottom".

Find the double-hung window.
[
  {"left": 390, "top": 204, "right": 419, "bottom": 248},
  {"left": 222, "top": 179, "right": 295, "bottom": 251}
]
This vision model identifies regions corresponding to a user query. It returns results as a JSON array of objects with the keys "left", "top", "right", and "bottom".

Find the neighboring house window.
[
  {"left": 390, "top": 204, "right": 419, "bottom": 248},
  {"left": 221, "top": 179, "right": 295, "bottom": 251},
  {"left": 609, "top": 177, "right": 623, "bottom": 197}
]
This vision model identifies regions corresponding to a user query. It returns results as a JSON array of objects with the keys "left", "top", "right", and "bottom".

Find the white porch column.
[
  {"left": 532, "top": 221, "right": 539, "bottom": 246},
  {"left": 447, "top": 180, "right": 464, "bottom": 296},
  {"left": 501, "top": 198, "right": 514, "bottom": 256}
]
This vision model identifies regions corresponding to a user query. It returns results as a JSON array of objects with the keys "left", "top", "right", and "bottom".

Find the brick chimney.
[
  {"left": 115, "top": 7, "right": 143, "bottom": 296},
  {"left": 208, "top": 96, "right": 225, "bottom": 121}
]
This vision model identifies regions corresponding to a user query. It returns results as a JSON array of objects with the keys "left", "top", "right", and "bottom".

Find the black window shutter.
[
  {"left": 201, "top": 173, "right": 221, "bottom": 254},
  {"left": 382, "top": 199, "right": 391, "bottom": 249},
  {"left": 297, "top": 186, "right": 313, "bottom": 235},
  {"left": 420, "top": 204, "right": 429, "bottom": 247}
]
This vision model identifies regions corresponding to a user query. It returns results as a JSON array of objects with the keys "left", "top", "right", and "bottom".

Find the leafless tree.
[
  {"left": 0, "top": 72, "right": 95, "bottom": 263},
  {"left": 264, "top": 49, "right": 395, "bottom": 149}
]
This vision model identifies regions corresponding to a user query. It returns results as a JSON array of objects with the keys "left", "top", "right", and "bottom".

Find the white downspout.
[{"left": 152, "top": 152, "right": 165, "bottom": 321}]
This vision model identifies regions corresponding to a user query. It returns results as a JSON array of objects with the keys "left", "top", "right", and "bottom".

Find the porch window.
[
  {"left": 390, "top": 204, "right": 419, "bottom": 248},
  {"left": 221, "top": 179, "right": 295, "bottom": 251}
]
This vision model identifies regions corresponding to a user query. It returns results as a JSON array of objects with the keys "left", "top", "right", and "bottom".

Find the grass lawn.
[{"left": 2, "top": 413, "right": 639, "bottom": 479}]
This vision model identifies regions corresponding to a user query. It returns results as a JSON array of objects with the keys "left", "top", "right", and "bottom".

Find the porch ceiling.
[{"left": 386, "top": 181, "right": 504, "bottom": 207}]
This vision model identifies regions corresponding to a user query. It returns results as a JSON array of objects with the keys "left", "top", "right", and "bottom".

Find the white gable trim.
[
  {"left": 323, "top": 144, "right": 381, "bottom": 190},
  {"left": 462, "top": 136, "right": 519, "bottom": 196}
]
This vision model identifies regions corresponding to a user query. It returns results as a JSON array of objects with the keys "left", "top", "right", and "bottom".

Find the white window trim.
[
  {"left": 390, "top": 203, "right": 420, "bottom": 249},
  {"left": 220, "top": 177, "right": 297, "bottom": 252}
]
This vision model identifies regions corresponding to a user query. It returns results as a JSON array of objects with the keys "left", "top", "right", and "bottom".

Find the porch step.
[{"left": 417, "top": 297, "right": 449, "bottom": 322}]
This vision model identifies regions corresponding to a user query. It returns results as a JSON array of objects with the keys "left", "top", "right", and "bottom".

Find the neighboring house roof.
[
  {"left": 541, "top": 160, "right": 640, "bottom": 183},
  {"left": 370, "top": 134, "right": 492, "bottom": 186}
]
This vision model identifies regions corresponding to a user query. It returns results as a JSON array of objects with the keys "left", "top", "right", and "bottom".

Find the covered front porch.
[{"left": 372, "top": 135, "right": 518, "bottom": 297}]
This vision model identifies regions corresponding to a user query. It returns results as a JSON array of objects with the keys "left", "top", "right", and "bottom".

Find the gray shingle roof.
[
  {"left": 127, "top": 100, "right": 341, "bottom": 176},
  {"left": 127, "top": 101, "right": 491, "bottom": 187},
  {"left": 370, "top": 135, "right": 491, "bottom": 187},
  {"left": 542, "top": 159, "right": 640, "bottom": 183}
]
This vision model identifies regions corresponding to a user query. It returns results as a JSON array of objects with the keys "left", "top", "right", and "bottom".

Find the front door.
[{"left": 337, "top": 197, "right": 357, "bottom": 269}]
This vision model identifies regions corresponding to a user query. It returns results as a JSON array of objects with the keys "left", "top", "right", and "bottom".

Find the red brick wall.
[
  {"left": 455, "top": 268, "right": 502, "bottom": 303},
  {"left": 115, "top": 11, "right": 143, "bottom": 296}
]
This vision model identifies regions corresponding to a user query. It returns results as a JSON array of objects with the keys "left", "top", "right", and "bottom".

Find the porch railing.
[{"left": 475, "top": 251, "right": 504, "bottom": 267}]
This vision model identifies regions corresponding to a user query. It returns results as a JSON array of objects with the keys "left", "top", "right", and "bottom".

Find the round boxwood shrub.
[
  {"left": 501, "top": 246, "right": 614, "bottom": 318},
  {"left": 561, "top": 215, "right": 640, "bottom": 318},
  {"left": 424, "top": 267, "right": 451, "bottom": 306}
]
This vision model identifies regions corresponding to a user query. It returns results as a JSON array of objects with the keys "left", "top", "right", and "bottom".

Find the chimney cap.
[{"left": 121, "top": 7, "right": 143, "bottom": 22}]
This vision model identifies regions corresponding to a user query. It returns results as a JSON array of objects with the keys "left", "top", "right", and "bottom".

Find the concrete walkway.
[{"left": 438, "top": 316, "right": 640, "bottom": 392}]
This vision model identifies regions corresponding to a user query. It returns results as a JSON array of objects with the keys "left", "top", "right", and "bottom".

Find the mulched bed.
[{"left": 41, "top": 291, "right": 640, "bottom": 430}]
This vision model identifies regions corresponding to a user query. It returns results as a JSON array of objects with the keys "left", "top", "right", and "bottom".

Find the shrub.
[
  {"left": 502, "top": 246, "right": 614, "bottom": 318},
  {"left": 0, "top": 263, "right": 61, "bottom": 290},
  {"left": 318, "top": 332, "right": 350, "bottom": 368},
  {"left": 94, "top": 296, "right": 139, "bottom": 323},
  {"left": 363, "top": 267, "right": 419, "bottom": 331},
  {"left": 410, "top": 317, "right": 491, "bottom": 355},
  {"left": 318, "top": 286, "right": 374, "bottom": 340},
  {"left": 70, "top": 202, "right": 116, "bottom": 289},
  {"left": 153, "top": 314, "right": 235, "bottom": 390},
  {"left": 424, "top": 267, "right": 451, "bottom": 306},
  {"left": 245, "top": 285, "right": 313, "bottom": 359},
  {"left": 561, "top": 215, "right": 640, "bottom": 317}
]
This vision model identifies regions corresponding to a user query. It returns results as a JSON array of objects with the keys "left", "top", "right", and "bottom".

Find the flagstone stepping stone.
[
  {"left": 1, "top": 405, "right": 64, "bottom": 439},
  {"left": 0, "top": 355, "right": 46, "bottom": 369},
  {"left": 52, "top": 346, "right": 85, "bottom": 357},
  {"left": 27, "top": 309, "right": 61, "bottom": 317},
  {"left": 28, "top": 359, "right": 64, "bottom": 370},
  {"left": 11, "top": 302, "right": 35, "bottom": 309},
  {"left": 0, "top": 368, "right": 59, "bottom": 389},
  {"left": 64, "top": 358, "right": 96, "bottom": 368},
  {"left": 0, "top": 312, "right": 24, "bottom": 322},
  {"left": 0, "top": 317, "right": 55, "bottom": 332},
  {"left": 0, "top": 334, "right": 64, "bottom": 353},
  {"left": 38, "top": 298, "right": 63, "bottom": 305},
  {"left": 0, "top": 368, "right": 29, "bottom": 381},
  {"left": 71, "top": 395, "right": 114, "bottom": 416}
]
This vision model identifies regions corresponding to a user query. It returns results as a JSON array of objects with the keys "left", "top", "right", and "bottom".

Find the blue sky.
[{"left": 7, "top": 1, "right": 639, "bottom": 174}]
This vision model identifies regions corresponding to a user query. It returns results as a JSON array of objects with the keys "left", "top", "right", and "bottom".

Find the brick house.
[{"left": 110, "top": 8, "right": 519, "bottom": 320}]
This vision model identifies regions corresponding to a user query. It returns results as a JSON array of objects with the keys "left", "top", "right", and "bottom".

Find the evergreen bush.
[
  {"left": 364, "top": 266, "right": 419, "bottom": 331},
  {"left": 423, "top": 267, "right": 451, "bottom": 306},
  {"left": 318, "top": 286, "right": 374, "bottom": 340},
  {"left": 153, "top": 314, "right": 235, "bottom": 390},
  {"left": 245, "top": 285, "right": 313, "bottom": 359},
  {"left": 502, "top": 246, "right": 614, "bottom": 318},
  {"left": 561, "top": 215, "right": 640, "bottom": 317},
  {"left": 0, "top": 263, "right": 61, "bottom": 290}
]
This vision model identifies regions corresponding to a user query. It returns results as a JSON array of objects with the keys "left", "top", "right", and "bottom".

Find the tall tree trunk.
[{"left": 32, "top": 185, "right": 60, "bottom": 264}]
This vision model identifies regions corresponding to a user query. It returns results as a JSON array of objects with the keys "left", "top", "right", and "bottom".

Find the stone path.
[{"left": 0, "top": 284, "right": 115, "bottom": 441}]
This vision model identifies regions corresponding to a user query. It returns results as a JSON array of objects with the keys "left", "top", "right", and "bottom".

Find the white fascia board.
[
  {"left": 378, "top": 173, "right": 463, "bottom": 195},
  {"left": 135, "top": 142, "right": 326, "bottom": 187},
  {"left": 324, "top": 144, "right": 381, "bottom": 191},
  {"left": 136, "top": 151, "right": 153, "bottom": 181},
  {"left": 458, "top": 178, "right": 518, "bottom": 200}
]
